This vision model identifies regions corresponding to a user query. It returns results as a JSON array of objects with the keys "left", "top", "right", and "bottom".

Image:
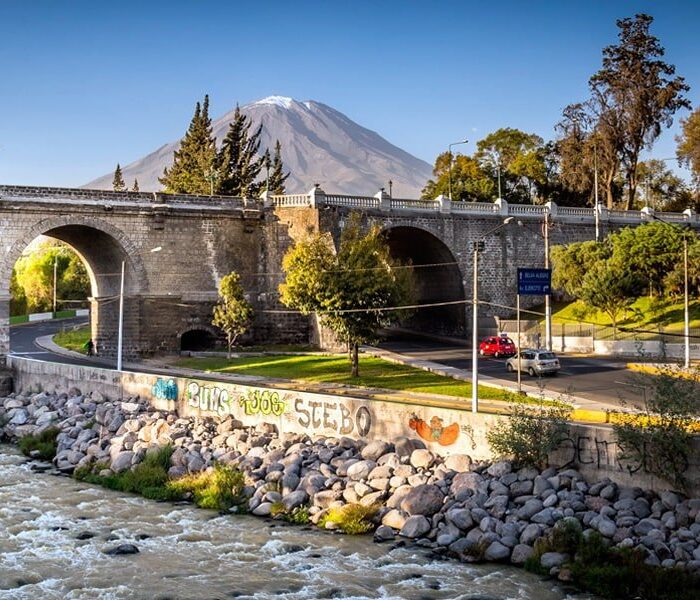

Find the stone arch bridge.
[{"left": 1, "top": 184, "right": 697, "bottom": 362}]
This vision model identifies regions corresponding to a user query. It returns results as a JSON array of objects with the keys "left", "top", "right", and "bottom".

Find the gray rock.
[
  {"left": 104, "top": 544, "right": 139, "bottom": 555},
  {"left": 540, "top": 552, "right": 567, "bottom": 569},
  {"left": 400, "top": 515, "right": 431, "bottom": 538},
  {"left": 373, "top": 525, "right": 396, "bottom": 542},
  {"left": 111, "top": 451, "right": 134, "bottom": 473},
  {"left": 510, "top": 480, "right": 533, "bottom": 497},
  {"left": 436, "top": 523, "right": 461, "bottom": 546},
  {"left": 282, "top": 490, "right": 308, "bottom": 511},
  {"left": 394, "top": 436, "right": 426, "bottom": 458},
  {"left": 361, "top": 441, "right": 392, "bottom": 462},
  {"left": 520, "top": 523, "right": 542, "bottom": 545},
  {"left": 446, "top": 508, "right": 473, "bottom": 531},
  {"left": 400, "top": 484, "right": 444, "bottom": 516},
  {"left": 511, "top": 543, "right": 534, "bottom": 565},
  {"left": 382, "top": 509, "right": 407, "bottom": 530},
  {"left": 450, "top": 472, "right": 483, "bottom": 497},
  {"left": 484, "top": 541, "right": 511, "bottom": 561},
  {"left": 661, "top": 490, "right": 680, "bottom": 511},
  {"left": 410, "top": 449, "right": 435, "bottom": 469},
  {"left": 531, "top": 508, "right": 555, "bottom": 526},
  {"left": 597, "top": 518, "right": 617, "bottom": 538},
  {"left": 517, "top": 499, "right": 544, "bottom": 520},
  {"left": 252, "top": 502, "right": 273, "bottom": 516},
  {"left": 444, "top": 454, "right": 472, "bottom": 473},
  {"left": 347, "top": 460, "right": 376, "bottom": 481},
  {"left": 487, "top": 461, "right": 511, "bottom": 477}
]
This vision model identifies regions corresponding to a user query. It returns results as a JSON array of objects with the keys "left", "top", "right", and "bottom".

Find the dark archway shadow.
[
  {"left": 180, "top": 329, "right": 217, "bottom": 352},
  {"left": 382, "top": 226, "right": 466, "bottom": 336}
]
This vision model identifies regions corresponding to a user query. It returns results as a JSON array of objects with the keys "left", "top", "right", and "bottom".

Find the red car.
[{"left": 479, "top": 335, "right": 516, "bottom": 358}]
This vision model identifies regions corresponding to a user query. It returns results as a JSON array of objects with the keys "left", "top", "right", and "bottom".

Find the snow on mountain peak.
[{"left": 254, "top": 96, "right": 295, "bottom": 109}]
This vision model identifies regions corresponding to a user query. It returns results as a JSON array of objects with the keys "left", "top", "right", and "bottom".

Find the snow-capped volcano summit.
[{"left": 84, "top": 97, "right": 432, "bottom": 197}]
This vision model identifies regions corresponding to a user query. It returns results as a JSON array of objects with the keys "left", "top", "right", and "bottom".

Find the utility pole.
[
  {"left": 544, "top": 214, "right": 552, "bottom": 351},
  {"left": 53, "top": 256, "right": 58, "bottom": 315},
  {"left": 594, "top": 144, "right": 600, "bottom": 242}
]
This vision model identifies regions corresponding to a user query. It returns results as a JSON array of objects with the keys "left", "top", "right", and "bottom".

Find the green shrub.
[
  {"left": 487, "top": 394, "right": 571, "bottom": 468},
  {"left": 614, "top": 367, "right": 700, "bottom": 492},
  {"left": 19, "top": 427, "right": 60, "bottom": 460},
  {"left": 74, "top": 446, "right": 180, "bottom": 501},
  {"left": 318, "top": 503, "right": 378, "bottom": 535},
  {"left": 167, "top": 463, "right": 245, "bottom": 511}
]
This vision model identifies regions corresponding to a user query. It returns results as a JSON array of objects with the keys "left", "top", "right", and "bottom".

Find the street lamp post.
[
  {"left": 448, "top": 139, "right": 468, "bottom": 200},
  {"left": 649, "top": 214, "right": 692, "bottom": 369},
  {"left": 471, "top": 217, "right": 515, "bottom": 413}
]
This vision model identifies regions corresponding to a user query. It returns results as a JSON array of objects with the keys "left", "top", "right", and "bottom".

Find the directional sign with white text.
[{"left": 517, "top": 267, "right": 551, "bottom": 295}]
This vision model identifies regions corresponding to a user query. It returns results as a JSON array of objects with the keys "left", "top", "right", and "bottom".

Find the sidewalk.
[{"left": 32, "top": 334, "right": 624, "bottom": 425}]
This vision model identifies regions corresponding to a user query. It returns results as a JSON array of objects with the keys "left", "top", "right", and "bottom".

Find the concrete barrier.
[{"left": 7, "top": 356, "right": 699, "bottom": 494}]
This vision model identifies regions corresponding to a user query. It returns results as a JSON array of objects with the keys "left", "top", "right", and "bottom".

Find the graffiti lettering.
[
  {"left": 294, "top": 398, "right": 372, "bottom": 437},
  {"left": 556, "top": 434, "right": 689, "bottom": 478},
  {"left": 186, "top": 381, "right": 231, "bottom": 417},
  {"left": 152, "top": 378, "right": 178, "bottom": 401},
  {"left": 239, "top": 390, "right": 286, "bottom": 416}
]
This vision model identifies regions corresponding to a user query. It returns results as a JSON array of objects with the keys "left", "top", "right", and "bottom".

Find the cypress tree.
[
  {"left": 268, "top": 140, "right": 289, "bottom": 194},
  {"left": 112, "top": 164, "right": 126, "bottom": 192},
  {"left": 215, "top": 106, "right": 264, "bottom": 197},
  {"left": 132, "top": 179, "right": 140, "bottom": 192},
  {"left": 159, "top": 95, "right": 217, "bottom": 195}
]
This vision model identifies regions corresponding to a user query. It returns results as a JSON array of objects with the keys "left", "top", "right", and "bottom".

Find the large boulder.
[
  {"left": 444, "top": 454, "right": 472, "bottom": 473},
  {"left": 111, "top": 451, "right": 134, "bottom": 473},
  {"left": 361, "top": 441, "right": 393, "bottom": 462},
  {"left": 400, "top": 484, "right": 444, "bottom": 516},
  {"left": 400, "top": 515, "right": 431, "bottom": 539}
]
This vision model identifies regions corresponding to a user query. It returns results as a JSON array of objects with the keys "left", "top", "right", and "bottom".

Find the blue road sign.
[{"left": 518, "top": 267, "right": 551, "bottom": 295}]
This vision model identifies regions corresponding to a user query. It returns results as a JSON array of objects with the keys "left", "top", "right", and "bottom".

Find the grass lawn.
[
  {"left": 53, "top": 325, "right": 91, "bottom": 354},
  {"left": 535, "top": 297, "right": 700, "bottom": 332},
  {"left": 176, "top": 354, "right": 560, "bottom": 404}
]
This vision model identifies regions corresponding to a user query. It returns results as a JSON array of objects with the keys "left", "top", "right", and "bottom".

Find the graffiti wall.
[{"left": 8, "top": 355, "right": 700, "bottom": 494}]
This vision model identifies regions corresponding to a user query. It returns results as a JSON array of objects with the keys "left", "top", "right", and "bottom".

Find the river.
[{"left": 0, "top": 446, "right": 591, "bottom": 600}]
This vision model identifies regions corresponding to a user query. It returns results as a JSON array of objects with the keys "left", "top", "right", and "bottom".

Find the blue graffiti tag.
[{"left": 152, "top": 378, "right": 178, "bottom": 401}]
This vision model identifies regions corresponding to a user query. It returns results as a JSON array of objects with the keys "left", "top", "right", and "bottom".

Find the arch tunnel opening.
[
  {"left": 382, "top": 226, "right": 466, "bottom": 338},
  {"left": 4, "top": 222, "right": 145, "bottom": 360},
  {"left": 180, "top": 329, "right": 217, "bottom": 352}
]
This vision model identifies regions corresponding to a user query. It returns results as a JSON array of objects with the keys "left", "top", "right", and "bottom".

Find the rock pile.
[{"left": 3, "top": 388, "right": 700, "bottom": 575}]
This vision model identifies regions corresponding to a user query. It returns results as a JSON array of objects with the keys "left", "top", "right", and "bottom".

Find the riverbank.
[{"left": 2, "top": 387, "right": 700, "bottom": 599}]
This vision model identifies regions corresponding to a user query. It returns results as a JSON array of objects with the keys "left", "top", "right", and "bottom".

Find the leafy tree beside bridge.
[{"left": 279, "top": 215, "right": 415, "bottom": 377}]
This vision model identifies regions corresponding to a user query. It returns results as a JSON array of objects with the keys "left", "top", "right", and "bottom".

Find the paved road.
[
  {"left": 378, "top": 332, "right": 644, "bottom": 408},
  {"left": 11, "top": 319, "right": 646, "bottom": 409},
  {"left": 9, "top": 317, "right": 98, "bottom": 367}
]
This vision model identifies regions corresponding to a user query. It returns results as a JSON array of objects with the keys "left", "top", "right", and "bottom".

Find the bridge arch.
[
  {"left": 382, "top": 225, "right": 466, "bottom": 336},
  {"left": 1, "top": 215, "right": 150, "bottom": 359}
]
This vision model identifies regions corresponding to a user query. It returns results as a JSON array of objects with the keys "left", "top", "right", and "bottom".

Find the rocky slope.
[
  {"left": 83, "top": 96, "right": 433, "bottom": 198},
  {"left": 3, "top": 388, "right": 700, "bottom": 578}
]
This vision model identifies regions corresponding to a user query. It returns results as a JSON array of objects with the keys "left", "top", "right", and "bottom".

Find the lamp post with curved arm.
[
  {"left": 471, "top": 217, "right": 516, "bottom": 413},
  {"left": 448, "top": 139, "right": 469, "bottom": 200}
]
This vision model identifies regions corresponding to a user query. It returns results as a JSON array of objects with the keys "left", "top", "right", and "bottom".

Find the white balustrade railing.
[{"left": 265, "top": 190, "right": 699, "bottom": 226}]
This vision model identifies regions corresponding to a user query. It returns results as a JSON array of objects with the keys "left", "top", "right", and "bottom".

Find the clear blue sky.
[{"left": 1, "top": 0, "right": 698, "bottom": 187}]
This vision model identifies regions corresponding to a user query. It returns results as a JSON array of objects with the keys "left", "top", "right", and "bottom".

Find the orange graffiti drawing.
[{"left": 409, "top": 414, "right": 459, "bottom": 446}]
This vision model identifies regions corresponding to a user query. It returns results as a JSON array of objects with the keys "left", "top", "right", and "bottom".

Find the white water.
[{"left": 0, "top": 446, "right": 589, "bottom": 600}]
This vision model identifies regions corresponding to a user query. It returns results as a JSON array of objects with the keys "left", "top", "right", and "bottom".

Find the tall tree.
[
  {"left": 475, "top": 128, "right": 546, "bottom": 203},
  {"left": 677, "top": 106, "right": 700, "bottom": 189},
  {"left": 159, "top": 95, "right": 217, "bottom": 195},
  {"left": 112, "top": 164, "right": 126, "bottom": 192},
  {"left": 266, "top": 140, "right": 290, "bottom": 194},
  {"left": 589, "top": 14, "right": 690, "bottom": 208},
  {"left": 212, "top": 272, "right": 254, "bottom": 357},
  {"left": 635, "top": 159, "right": 688, "bottom": 210},
  {"left": 279, "top": 215, "right": 414, "bottom": 377},
  {"left": 421, "top": 152, "right": 495, "bottom": 202},
  {"left": 132, "top": 179, "right": 140, "bottom": 193},
  {"left": 215, "top": 106, "right": 264, "bottom": 197}
]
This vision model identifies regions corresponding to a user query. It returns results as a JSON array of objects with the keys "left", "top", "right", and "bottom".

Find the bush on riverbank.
[
  {"left": 75, "top": 446, "right": 180, "bottom": 501},
  {"left": 18, "top": 427, "right": 60, "bottom": 460},
  {"left": 318, "top": 503, "right": 379, "bottom": 534},
  {"left": 168, "top": 463, "right": 246, "bottom": 511}
]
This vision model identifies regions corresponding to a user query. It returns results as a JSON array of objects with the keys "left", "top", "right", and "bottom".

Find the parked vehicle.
[
  {"left": 506, "top": 348, "right": 561, "bottom": 376},
  {"left": 479, "top": 334, "right": 517, "bottom": 358}
]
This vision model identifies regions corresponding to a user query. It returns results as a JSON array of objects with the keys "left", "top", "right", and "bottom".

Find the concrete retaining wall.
[{"left": 8, "top": 356, "right": 700, "bottom": 494}]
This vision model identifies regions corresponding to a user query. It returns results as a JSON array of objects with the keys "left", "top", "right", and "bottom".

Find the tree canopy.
[
  {"left": 677, "top": 106, "right": 700, "bottom": 190},
  {"left": 212, "top": 271, "right": 254, "bottom": 356},
  {"left": 112, "top": 164, "right": 126, "bottom": 192},
  {"left": 159, "top": 95, "right": 217, "bottom": 195},
  {"left": 279, "top": 215, "right": 414, "bottom": 376},
  {"left": 13, "top": 241, "right": 90, "bottom": 314}
]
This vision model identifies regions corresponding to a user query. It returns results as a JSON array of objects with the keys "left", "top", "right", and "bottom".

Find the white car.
[{"left": 506, "top": 348, "right": 561, "bottom": 376}]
